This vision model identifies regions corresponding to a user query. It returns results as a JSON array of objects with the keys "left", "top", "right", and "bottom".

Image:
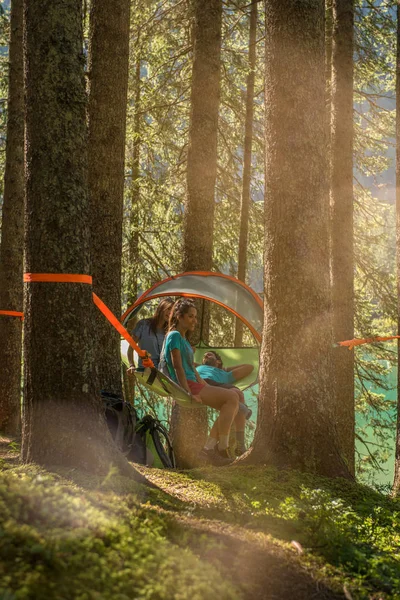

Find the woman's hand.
[
  {"left": 191, "top": 394, "right": 202, "bottom": 404},
  {"left": 127, "top": 365, "right": 135, "bottom": 376}
]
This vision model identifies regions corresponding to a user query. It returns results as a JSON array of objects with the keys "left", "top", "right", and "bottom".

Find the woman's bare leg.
[
  {"left": 207, "top": 391, "right": 246, "bottom": 452},
  {"left": 198, "top": 385, "right": 239, "bottom": 438}
]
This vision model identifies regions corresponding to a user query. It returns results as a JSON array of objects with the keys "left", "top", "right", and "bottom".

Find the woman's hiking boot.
[
  {"left": 199, "top": 447, "right": 234, "bottom": 466},
  {"left": 235, "top": 444, "right": 247, "bottom": 457}
]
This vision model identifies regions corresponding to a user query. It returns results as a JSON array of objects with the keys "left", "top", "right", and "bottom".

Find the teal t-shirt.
[
  {"left": 163, "top": 330, "right": 197, "bottom": 383},
  {"left": 196, "top": 365, "right": 235, "bottom": 385}
]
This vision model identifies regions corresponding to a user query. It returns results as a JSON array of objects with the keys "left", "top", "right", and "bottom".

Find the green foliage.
[
  {"left": 170, "top": 466, "right": 400, "bottom": 599},
  {"left": 121, "top": 0, "right": 265, "bottom": 326},
  {"left": 0, "top": 465, "right": 238, "bottom": 600},
  {"left": 352, "top": 0, "right": 398, "bottom": 476},
  {"left": 3, "top": 459, "right": 400, "bottom": 599}
]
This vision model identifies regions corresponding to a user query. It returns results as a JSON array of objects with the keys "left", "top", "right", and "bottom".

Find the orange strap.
[
  {"left": 336, "top": 335, "right": 400, "bottom": 351},
  {"left": 0, "top": 310, "right": 24, "bottom": 321},
  {"left": 23, "top": 273, "right": 154, "bottom": 368},
  {"left": 92, "top": 294, "right": 154, "bottom": 367},
  {"left": 24, "top": 273, "right": 93, "bottom": 284}
]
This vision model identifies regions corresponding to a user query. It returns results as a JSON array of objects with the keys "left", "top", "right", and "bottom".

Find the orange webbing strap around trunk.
[
  {"left": 336, "top": 335, "right": 400, "bottom": 351},
  {"left": 24, "top": 273, "right": 93, "bottom": 284},
  {"left": 92, "top": 293, "right": 154, "bottom": 368},
  {"left": 0, "top": 310, "right": 24, "bottom": 320},
  {"left": 23, "top": 273, "right": 154, "bottom": 368}
]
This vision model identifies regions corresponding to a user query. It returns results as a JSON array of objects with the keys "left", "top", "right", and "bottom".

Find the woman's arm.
[
  {"left": 171, "top": 348, "right": 191, "bottom": 393},
  {"left": 171, "top": 348, "right": 202, "bottom": 403},
  {"left": 127, "top": 334, "right": 140, "bottom": 372},
  {"left": 194, "top": 368, "right": 206, "bottom": 384}
]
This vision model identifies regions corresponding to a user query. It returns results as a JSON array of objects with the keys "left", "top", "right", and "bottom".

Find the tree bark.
[
  {"left": 87, "top": 0, "right": 131, "bottom": 395},
  {"left": 172, "top": 0, "right": 222, "bottom": 468},
  {"left": 234, "top": 0, "right": 257, "bottom": 347},
  {"left": 243, "top": 0, "right": 351, "bottom": 479},
  {"left": 22, "top": 0, "right": 143, "bottom": 481},
  {"left": 393, "top": 1, "right": 400, "bottom": 495},
  {"left": 326, "top": 0, "right": 333, "bottom": 143},
  {"left": 330, "top": 0, "right": 355, "bottom": 475},
  {"left": 0, "top": 0, "right": 24, "bottom": 436}
]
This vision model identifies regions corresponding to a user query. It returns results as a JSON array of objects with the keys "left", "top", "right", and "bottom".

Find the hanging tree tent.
[{"left": 121, "top": 272, "right": 263, "bottom": 406}]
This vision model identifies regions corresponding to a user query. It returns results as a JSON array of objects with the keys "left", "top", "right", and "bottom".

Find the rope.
[
  {"left": 19, "top": 273, "right": 154, "bottom": 368},
  {"left": 336, "top": 335, "right": 400, "bottom": 351},
  {"left": 0, "top": 310, "right": 24, "bottom": 320}
]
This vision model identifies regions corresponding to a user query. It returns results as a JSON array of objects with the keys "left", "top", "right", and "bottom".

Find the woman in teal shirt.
[{"left": 161, "top": 298, "right": 239, "bottom": 464}]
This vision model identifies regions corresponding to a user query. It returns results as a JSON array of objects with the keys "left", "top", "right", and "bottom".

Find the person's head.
[
  {"left": 202, "top": 350, "right": 223, "bottom": 368},
  {"left": 149, "top": 297, "right": 174, "bottom": 334},
  {"left": 168, "top": 298, "right": 197, "bottom": 337},
  {"left": 215, "top": 354, "right": 223, "bottom": 369}
]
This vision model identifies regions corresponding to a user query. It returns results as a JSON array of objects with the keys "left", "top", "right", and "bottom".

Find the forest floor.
[{"left": 1, "top": 435, "right": 399, "bottom": 600}]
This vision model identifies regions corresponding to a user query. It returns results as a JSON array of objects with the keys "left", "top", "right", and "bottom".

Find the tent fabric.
[
  {"left": 122, "top": 340, "right": 259, "bottom": 396},
  {"left": 121, "top": 344, "right": 202, "bottom": 408},
  {"left": 121, "top": 272, "right": 262, "bottom": 403},
  {"left": 121, "top": 272, "right": 263, "bottom": 342},
  {"left": 134, "top": 368, "right": 201, "bottom": 408}
]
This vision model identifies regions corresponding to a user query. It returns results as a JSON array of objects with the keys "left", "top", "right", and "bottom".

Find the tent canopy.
[{"left": 122, "top": 271, "right": 263, "bottom": 343}]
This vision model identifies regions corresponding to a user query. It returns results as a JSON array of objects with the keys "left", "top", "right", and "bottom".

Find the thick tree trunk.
[
  {"left": 0, "top": 0, "right": 24, "bottom": 436},
  {"left": 244, "top": 0, "right": 350, "bottom": 479},
  {"left": 88, "top": 0, "right": 131, "bottom": 395},
  {"left": 393, "top": 2, "right": 400, "bottom": 495},
  {"left": 330, "top": 0, "right": 355, "bottom": 475},
  {"left": 326, "top": 0, "right": 333, "bottom": 133},
  {"left": 234, "top": 0, "right": 257, "bottom": 347},
  {"left": 22, "top": 0, "right": 143, "bottom": 480},
  {"left": 172, "top": 0, "right": 222, "bottom": 468}
]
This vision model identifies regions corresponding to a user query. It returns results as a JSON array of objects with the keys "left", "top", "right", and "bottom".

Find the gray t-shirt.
[{"left": 133, "top": 318, "right": 165, "bottom": 369}]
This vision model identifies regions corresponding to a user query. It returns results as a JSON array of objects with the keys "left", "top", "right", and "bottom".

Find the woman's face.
[
  {"left": 179, "top": 306, "right": 197, "bottom": 331},
  {"left": 162, "top": 304, "right": 172, "bottom": 324}
]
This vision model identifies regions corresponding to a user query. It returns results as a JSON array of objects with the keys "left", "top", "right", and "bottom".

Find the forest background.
[
  {"left": 0, "top": 0, "right": 398, "bottom": 483},
  {"left": 2, "top": 0, "right": 400, "bottom": 597}
]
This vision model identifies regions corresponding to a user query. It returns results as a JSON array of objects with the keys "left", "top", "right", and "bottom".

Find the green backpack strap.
[{"left": 135, "top": 415, "right": 175, "bottom": 469}]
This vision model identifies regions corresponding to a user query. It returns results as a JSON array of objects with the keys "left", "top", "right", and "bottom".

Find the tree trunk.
[
  {"left": 172, "top": 0, "right": 222, "bottom": 468},
  {"left": 244, "top": 0, "right": 351, "bottom": 479},
  {"left": 330, "top": 0, "right": 355, "bottom": 475},
  {"left": 87, "top": 0, "right": 131, "bottom": 396},
  {"left": 234, "top": 0, "right": 257, "bottom": 347},
  {"left": 326, "top": 0, "right": 333, "bottom": 145},
  {"left": 393, "top": 1, "right": 400, "bottom": 495},
  {"left": 0, "top": 0, "right": 24, "bottom": 436},
  {"left": 22, "top": 0, "right": 143, "bottom": 481}
]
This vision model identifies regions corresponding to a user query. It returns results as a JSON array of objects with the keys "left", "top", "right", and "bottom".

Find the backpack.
[
  {"left": 131, "top": 415, "right": 176, "bottom": 469},
  {"left": 102, "top": 391, "right": 175, "bottom": 470},
  {"left": 101, "top": 391, "right": 137, "bottom": 456}
]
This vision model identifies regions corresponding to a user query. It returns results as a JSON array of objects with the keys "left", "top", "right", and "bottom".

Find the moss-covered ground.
[{"left": 1, "top": 436, "right": 400, "bottom": 600}]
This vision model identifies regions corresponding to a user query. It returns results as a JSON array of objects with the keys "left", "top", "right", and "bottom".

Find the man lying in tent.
[{"left": 196, "top": 351, "right": 253, "bottom": 459}]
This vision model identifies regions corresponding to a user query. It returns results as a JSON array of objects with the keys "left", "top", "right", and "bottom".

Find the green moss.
[
  {"left": 140, "top": 465, "right": 400, "bottom": 598},
  {"left": 0, "top": 466, "right": 238, "bottom": 600},
  {"left": 1, "top": 460, "right": 400, "bottom": 599}
]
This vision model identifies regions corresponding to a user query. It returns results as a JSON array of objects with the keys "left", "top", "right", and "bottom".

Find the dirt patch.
[{"left": 139, "top": 466, "right": 345, "bottom": 600}]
